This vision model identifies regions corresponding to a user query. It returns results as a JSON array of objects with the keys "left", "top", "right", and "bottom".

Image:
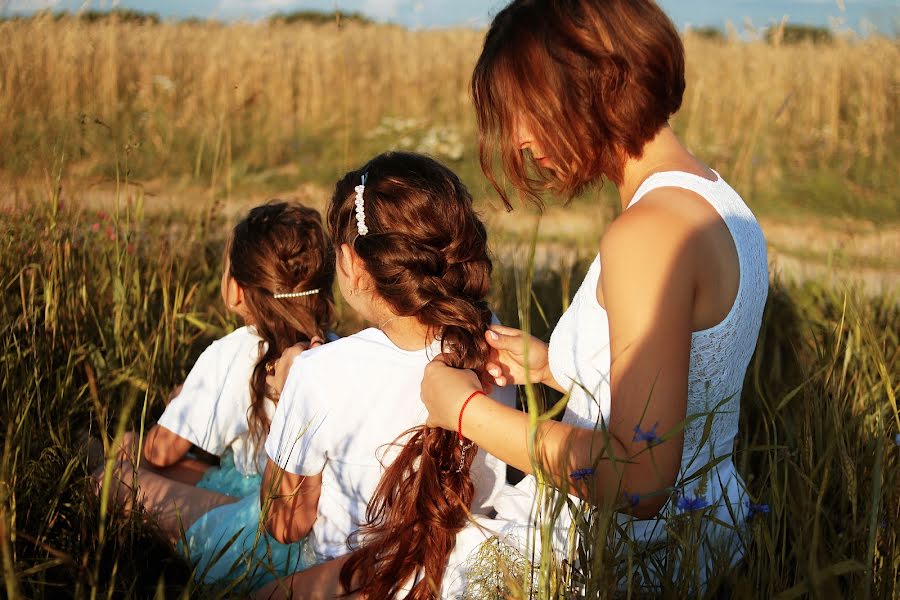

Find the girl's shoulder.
[
  {"left": 293, "top": 328, "right": 386, "bottom": 366},
  {"left": 203, "top": 325, "right": 264, "bottom": 359},
  {"left": 219, "top": 325, "right": 263, "bottom": 343},
  {"left": 279, "top": 328, "right": 394, "bottom": 410},
  {"left": 287, "top": 327, "right": 424, "bottom": 391}
]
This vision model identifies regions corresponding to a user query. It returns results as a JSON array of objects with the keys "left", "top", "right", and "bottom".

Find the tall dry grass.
[
  {"left": 0, "top": 15, "right": 897, "bottom": 218},
  {"left": 0, "top": 190, "right": 897, "bottom": 598}
]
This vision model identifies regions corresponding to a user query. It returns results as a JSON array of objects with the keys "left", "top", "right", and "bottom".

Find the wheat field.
[{"left": 0, "top": 15, "right": 897, "bottom": 218}]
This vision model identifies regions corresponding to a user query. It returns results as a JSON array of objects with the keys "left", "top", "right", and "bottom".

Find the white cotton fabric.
[
  {"left": 157, "top": 326, "right": 272, "bottom": 476},
  {"left": 265, "top": 327, "right": 516, "bottom": 563}
]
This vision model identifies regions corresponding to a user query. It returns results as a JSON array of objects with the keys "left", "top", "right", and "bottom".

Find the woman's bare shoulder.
[{"left": 604, "top": 194, "right": 699, "bottom": 256}]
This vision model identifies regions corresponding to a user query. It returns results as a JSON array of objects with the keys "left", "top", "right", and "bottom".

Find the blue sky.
[{"left": 5, "top": 0, "right": 898, "bottom": 34}]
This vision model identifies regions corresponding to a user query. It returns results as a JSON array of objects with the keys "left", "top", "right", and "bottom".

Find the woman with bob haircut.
[
  {"left": 257, "top": 0, "right": 769, "bottom": 596},
  {"left": 419, "top": 0, "right": 769, "bottom": 591}
]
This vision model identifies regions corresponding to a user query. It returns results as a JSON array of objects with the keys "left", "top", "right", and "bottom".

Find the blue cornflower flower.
[
  {"left": 748, "top": 502, "right": 770, "bottom": 518},
  {"left": 633, "top": 422, "right": 662, "bottom": 445},
  {"left": 895, "top": 433, "right": 900, "bottom": 447},
  {"left": 570, "top": 468, "right": 594, "bottom": 482},
  {"left": 676, "top": 495, "right": 709, "bottom": 512},
  {"left": 623, "top": 492, "right": 641, "bottom": 508}
]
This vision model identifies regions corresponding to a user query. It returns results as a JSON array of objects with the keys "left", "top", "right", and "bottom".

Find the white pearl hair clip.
[
  {"left": 355, "top": 173, "right": 369, "bottom": 236},
  {"left": 273, "top": 288, "right": 321, "bottom": 299}
]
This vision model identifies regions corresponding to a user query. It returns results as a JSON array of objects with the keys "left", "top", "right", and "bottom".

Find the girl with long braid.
[{"left": 259, "top": 152, "right": 515, "bottom": 598}]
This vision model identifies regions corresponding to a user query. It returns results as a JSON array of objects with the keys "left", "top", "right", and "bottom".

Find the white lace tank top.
[{"left": 547, "top": 171, "right": 768, "bottom": 480}]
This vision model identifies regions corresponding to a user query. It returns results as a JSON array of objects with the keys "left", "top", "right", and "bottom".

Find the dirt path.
[{"left": 3, "top": 179, "right": 897, "bottom": 297}]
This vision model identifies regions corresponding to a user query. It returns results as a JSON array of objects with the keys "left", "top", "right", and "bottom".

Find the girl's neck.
[
  {"left": 616, "top": 126, "right": 716, "bottom": 211},
  {"left": 377, "top": 315, "right": 433, "bottom": 352}
]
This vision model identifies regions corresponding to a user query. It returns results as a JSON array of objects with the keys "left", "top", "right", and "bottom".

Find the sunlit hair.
[
  {"left": 472, "top": 0, "right": 685, "bottom": 205},
  {"left": 329, "top": 152, "right": 493, "bottom": 599},
  {"left": 227, "top": 201, "right": 335, "bottom": 453}
]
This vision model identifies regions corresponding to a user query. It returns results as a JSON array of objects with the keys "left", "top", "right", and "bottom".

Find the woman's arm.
[
  {"left": 423, "top": 203, "right": 697, "bottom": 518},
  {"left": 142, "top": 425, "right": 193, "bottom": 468},
  {"left": 260, "top": 458, "right": 322, "bottom": 544},
  {"left": 423, "top": 365, "right": 641, "bottom": 502}
]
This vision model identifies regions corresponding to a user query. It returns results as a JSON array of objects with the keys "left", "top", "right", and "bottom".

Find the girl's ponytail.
[{"left": 228, "top": 202, "right": 335, "bottom": 453}]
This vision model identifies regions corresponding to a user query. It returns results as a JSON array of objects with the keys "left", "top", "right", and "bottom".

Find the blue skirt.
[
  {"left": 183, "top": 452, "right": 312, "bottom": 591},
  {"left": 195, "top": 450, "right": 263, "bottom": 499}
]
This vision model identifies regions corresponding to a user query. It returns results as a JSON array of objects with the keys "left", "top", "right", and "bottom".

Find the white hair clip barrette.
[
  {"left": 273, "top": 288, "right": 321, "bottom": 299},
  {"left": 355, "top": 173, "right": 369, "bottom": 236}
]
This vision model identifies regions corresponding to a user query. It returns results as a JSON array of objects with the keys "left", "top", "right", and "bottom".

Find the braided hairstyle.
[
  {"left": 329, "top": 152, "right": 493, "bottom": 599},
  {"left": 227, "top": 201, "right": 335, "bottom": 454}
]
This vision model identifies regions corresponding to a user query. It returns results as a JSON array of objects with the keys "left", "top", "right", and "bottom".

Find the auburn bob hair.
[{"left": 472, "top": 0, "right": 686, "bottom": 204}]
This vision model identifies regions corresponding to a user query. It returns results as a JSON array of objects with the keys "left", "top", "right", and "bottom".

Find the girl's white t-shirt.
[
  {"left": 157, "top": 326, "right": 272, "bottom": 476},
  {"left": 265, "top": 327, "right": 516, "bottom": 562}
]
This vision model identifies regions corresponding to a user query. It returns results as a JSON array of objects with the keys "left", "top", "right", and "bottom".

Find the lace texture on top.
[{"left": 547, "top": 171, "right": 769, "bottom": 482}]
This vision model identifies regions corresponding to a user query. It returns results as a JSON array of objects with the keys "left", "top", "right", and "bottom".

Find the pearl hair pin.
[
  {"left": 273, "top": 288, "right": 321, "bottom": 299},
  {"left": 355, "top": 173, "right": 369, "bottom": 236}
]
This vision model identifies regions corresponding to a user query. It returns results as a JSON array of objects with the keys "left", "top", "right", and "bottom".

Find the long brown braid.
[{"left": 329, "top": 153, "right": 493, "bottom": 599}]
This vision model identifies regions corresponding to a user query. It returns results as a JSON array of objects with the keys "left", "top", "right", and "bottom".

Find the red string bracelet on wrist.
[{"left": 458, "top": 390, "right": 486, "bottom": 442}]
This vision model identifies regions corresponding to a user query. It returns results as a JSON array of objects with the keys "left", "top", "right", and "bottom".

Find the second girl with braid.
[{"left": 259, "top": 152, "right": 515, "bottom": 598}]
